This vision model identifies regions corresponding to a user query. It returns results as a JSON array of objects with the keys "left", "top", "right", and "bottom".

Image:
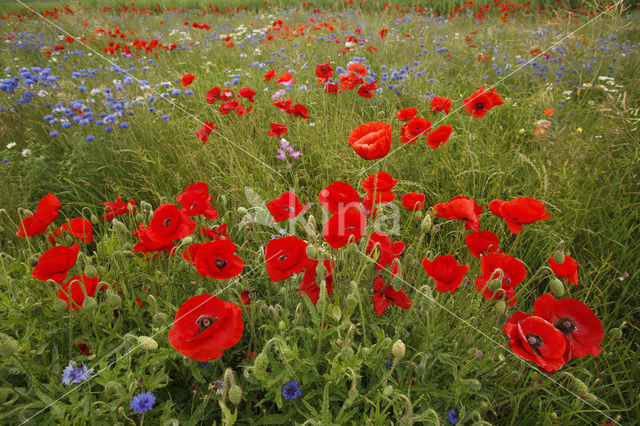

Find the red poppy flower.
[
  {"left": 340, "top": 72, "right": 364, "bottom": 91},
  {"left": 426, "top": 125, "right": 453, "bottom": 149},
  {"left": 315, "top": 61, "right": 334, "bottom": 84},
  {"left": 168, "top": 294, "right": 244, "bottom": 362},
  {"left": 366, "top": 232, "right": 404, "bottom": 271},
  {"left": 273, "top": 98, "right": 293, "bottom": 110},
  {"left": 465, "top": 230, "right": 500, "bottom": 259},
  {"left": 397, "top": 107, "right": 417, "bottom": 121},
  {"left": 195, "top": 240, "right": 244, "bottom": 280},
  {"left": 548, "top": 255, "right": 579, "bottom": 286},
  {"left": 433, "top": 196, "right": 483, "bottom": 231},
  {"left": 148, "top": 203, "right": 197, "bottom": 244},
  {"left": 240, "top": 288, "right": 253, "bottom": 306},
  {"left": 265, "top": 69, "right": 278, "bottom": 81},
  {"left": 325, "top": 83, "right": 339, "bottom": 93},
  {"left": 181, "top": 73, "right": 195, "bottom": 86},
  {"left": 348, "top": 62, "right": 368, "bottom": 76},
  {"left": 132, "top": 223, "right": 176, "bottom": 255},
  {"left": 17, "top": 193, "right": 61, "bottom": 237},
  {"left": 238, "top": 88, "right": 256, "bottom": 103},
  {"left": 276, "top": 71, "right": 293, "bottom": 84},
  {"left": 476, "top": 252, "right": 526, "bottom": 305},
  {"left": 77, "top": 343, "right": 90, "bottom": 355},
  {"left": 299, "top": 259, "right": 334, "bottom": 304},
  {"left": 197, "top": 121, "right": 218, "bottom": 144},
  {"left": 372, "top": 276, "right": 412, "bottom": 316},
  {"left": 422, "top": 255, "right": 470, "bottom": 293},
  {"left": 348, "top": 122, "right": 392, "bottom": 160},
  {"left": 318, "top": 181, "right": 361, "bottom": 214},
  {"left": 362, "top": 172, "right": 397, "bottom": 194},
  {"left": 430, "top": 96, "right": 452, "bottom": 114},
  {"left": 401, "top": 192, "right": 425, "bottom": 211},
  {"left": 183, "top": 243, "right": 203, "bottom": 264},
  {"left": 265, "top": 236, "right": 310, "bottom": 282},
  {"left": 32, "top": 243, "right": 79, "bottom": 284},
  {"left": 206, "top": 87, "right": 221, "bottom": 104},
  {"left": 533, "top": 293, "right": 603, "bottom": 358},
  {"left": 488, "top": 197, "right": 551, "bottom": 234},
  {"left": 267, "top": 192, "right": 310, "bottom": 222},
  {"left": 399, "top": 117, "right": 432, "bottom": 144},
  {"left": 379, "top": 28, "right": 388, "bottom": 39},
  {"left": 543, "top": 108, "right": 554, "bottom": 116},
  {"left": 463, "top": 87, "right": 503, "bottom": 118},
  {"left": 268, "top": 123, "right": 287, "bottom": 137},
  {"left": 219, "top": 100, "right": 238, "bottom": 115},
  {"left": 102, "top": 196, "right": 136, "bottom": 221},
  {"left": 288, "top": 104, "right": 309, "bottom": 119},
  {"left": 323, "top": 208, "right": 367, "bottom": 249},
  {"left": 201, "top": 223, "right": 231, "bottom": 241},
  {"left": 485, "top": 87, "right": 504, "bottom": 108},
  {"left": 357, "top": 80, "right": 379, "bottom": 98},
  {"left": 49, "top": 218, "right": 93, "bottom": 244},
  {"left": 503, "top": 312, "right": 568, "bottom": 373},
  {"left": 57, "top": 274, "right": 107, "bottom": 309},
  {"left": 176, "top": 182, "right": 219, "bottom": 220}
]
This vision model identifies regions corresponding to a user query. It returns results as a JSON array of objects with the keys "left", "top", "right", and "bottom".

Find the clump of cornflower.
[
  {"left": 447, "top": 409, "right": 466, "bottom": 424},
  {"left": 281, "top": 380, "right": 302, "bottom": 400},
  {"left": 275, "top": 138, "right": 301, "bottom": 168},
  {"left": 130, "top": 392, "right": 156, "bottom": 414},
  {"left": 61, "top": 361, "right": 93, "bottom": 386}
]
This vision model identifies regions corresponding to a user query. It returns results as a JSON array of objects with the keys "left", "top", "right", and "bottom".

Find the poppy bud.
[
  {"left": 570, "top": 376, "right": 589, "bottom": 396},
  {"left": 237, "top": 207, "right": 248, "bottom": 215},
  {"left": 137, "top": 336, "right": 158, "bottom": 350},
  {"left": 609, "top": 328, "right": 623, "bottom": 339},
  {"left": 84, "top": 264, "right": 97, "bottom": 277},
  {"left": 392, "top": 340, "right": 406, "bottom": 359},
  {"left": 348, "top": 386, "right": 358, "bottom": 401},
  {"left": 495, "top": 300, "right": 506, "bottom": 314},
  {"left": 584, "top": 393, "right": 598, "bottom": 403},
  {"left": 127, "top": 203, "right": 135, "bottom": 213},
  {"left": 83, "top": 296, "right": 98, "bottom": 312},
  {"left": 106, "top": 289, "right": 122, "bottom": 308},
  {"left": 518, "top": 128, "right": 525, "bottom": 134},
  {"left": 182, "top": 236, "right": 193, "bottom": 245},
  {"left": 549, "top": 277, "right": 564, "bottom": 297},
  {"left": 64, "top": 234, "right": 74, "bottom": 245},
  {"left": 229, "top": 384, "right": 242, "bottom": 405},
  {"left": 0, "top": 333, "right": 18, "bottom": 356},
  {"left": 220, "top": 195, "right": 227, "bottom": 206},
  {"left": 488, "top": 277, "right": 503, "bottom": 293},
  {"left": 104, "top": 381, "right": 123, "bottom": 397},
  {"left": 431, "top": 224, "right": 440, "bottom": 234},
  {"left": 305, "top": 245, "right": 318, "bottom": 259},
  {"left": 278, "top": 320, "right": 286, "bottom": 331},
  {"left": 90, "top": 214, "right": 99, "bottom": 224},
  {"left": 140, "top": 201, "right": 152, "bottom": 212},
  {"left": 253, "top": 353, "right": 268, "bottom": 376},
  {"left": 421, "top": 214, "right": 432, "bottom": 232},
  {"left": 135, "top": 213, "right": 144, "bottom": 222},
  {"left": 550, "top": 412, "right": 558, "bottom": 420},
  {"left": 332, "top": 305, "right": 342, "bottom": 321},
  {"left": 154, "top": 312, "right": 169, "bottom": 325},
  {"left": 112, "top": 219, "right": 128, "bottom": 234},
  {"left": 335, "top": 338, "right": 343, "bottom": 346},
  {"left": 383, "top": 385, "right": 393, "bottom": 397},
  {"left": 553, "top": 250, "right": 565, "bottom": 264},
  {"left": 307, "top": 215, "right": 316, "bottom": 230},
  {"left": 53, "top": 299, "right": 68, "bottom": 312},
  {"left": 464, "top": 379, "right": 482, "bottom": 391}
]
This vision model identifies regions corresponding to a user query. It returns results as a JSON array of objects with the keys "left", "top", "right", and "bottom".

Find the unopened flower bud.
[
  {"left": 90, "top": 214, "right": 99, "bottom": 224},
  {"left": 392, "top": 340, "right": 406, "bottom": 359},
  {"left": 553, "top": 250, "right": 565, "bottom": 264},
  {"left": 278, "top": 320, "right": 286, "bottom": 331},
  {"left": 383, "top": 385, "right": 393, "bottom": 397},
  {"left": 182, "top": 236, "right": 193, "bottom": 245},
  {"left": 154, "top": 312, "right": 169, "bottom": 325},
  {"left": 0, "top": 333, "right": 18, "bottom": 356},
  {"left": 488, "top": 278, "right": 503, "bottom": 293},
  {"left": 421, "top": 214, "right": 432, "bottom": 232},
  {"left": 106, "top": 289, "right": 122, "bottom": 308},
  {"left": 83, "top": 264, "right": 97, "bottom": 277},
  {"left": 83, "top": 296, "right": 98, "bottom": 312},
  {"left": 53, "top": 299, "right": 68, "bottom": 312},
  {"left": 229, "top": 384, "right": 242, "bottom": 405},
  {"left": 237, "top": 207, "right": 248, "bottom": 216},
  {"left": 137, "top": 336, "right": 158, "bottom": 350},
  {"left": 584, "top": 393, "right": 598, "bottom": 403},
  {"left": 135, "top": 213, "right": 144, "bottom": 222},
  {"left": 332, "top": 305, "right": 341, "bottom": 321},
  {"left": 609, "top": 328, "right": 623, "bottom": 339},
  {"left": 305, "top": 245, "right": 318, "bottom": 259},
  {"left": 571, "top": 377, "right": 589, "bottom": 396},
  {"left": 140, "top": 201, "right": 152, "bottom": 212},
  {"left": 127, "top": 203, "right": 135, "bottom": 213},
  {"left": 495, "top": 300, "right": 506, "bottom": 314},
  {"left": 549, "top": 277, "right": 565, "bottom": 298},
  {"left": 112, "top": 219, "right": 128, "bottom": 234}
]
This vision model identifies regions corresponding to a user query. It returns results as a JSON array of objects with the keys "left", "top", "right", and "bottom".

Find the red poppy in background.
[
  {"left": 544, "top": 108, "right": 554, "bottom": 116},
  {"left": 32, "top": 243, "right": 79, "bottom": 284},
  {"left": 288, "top": 104, "right": 309, "bottom": 119},
  {"left": 465, "top": 230, "right": 500, "bottom": 259},
  {"left": 181, "top": 73, "right": 195, "bottom": 86},
  {"left": 219, "top": 100, "right": 238, "bottom": 115},
  {"left": 273, "top": 98, "right": 293, "bottom": 110},
  {"left": 240, "top": 289, "right": 252, "bottom": 306},
  {"left": 348, "top": 62, "right": 368, "bottom": 76},
  {"left": 430, "top": 96, "right": 452, "bottom": 114},
  {"left": 433, "top": 196, "right": 483, "bottom": 231},
  {"left": 379, "top": 28, "right": 388, "bottom": 39},
  {"left": 318, "top": 181, "right": 361, "bottom": 214},
  {"left": 315, "top": 61, "right": 334, "bottom": 85},
  {"left": 219, "top": 89, "right": 234, "bottom": 101},
  {"left": 195, "top": 240, "right": 244, "bottom": 280},
  {"left": 49, "top": 218, "right": 93, "bottom": 244},
  {"left": 168, "top": 294, "right": 244, "bottom": 362},
  {"left": 238, "top": 87, "right": 256, "bottom": 103},
  {"left": 399, "top": 117, "right": 432, "bottom": 144},
  {"left": 197, "top": 121, "right": 218, "bottom": 144},
  {"left": 426, "top": 125, "right": 453, "bottom": 149},
  {"left": 422, "top": 255, "right": 470, "bottom": 293},
  {"left": 183, "top": 243, "right": 203, "bottom": 264},
  {"left": 102, "top": 196, "right": 135, "bottom": 221},
  {"left": 325, "top": 83, "right": 339, "bottom": 94},
  {"left": 401, "top": 193, "right": 425, "bottom": 211},
  {"left": 340, "top": 72, "right": 364, "bottom": 91},
  {"left": 362, "top": 172, "right": 397, "bottom": 194},
  {"left": 201, "top": 223, "right": 231, "bottom": 241},
  {"left": 488, "top": 197, "right": 551, "bottom": 234},
  {"left": 268, "top": 123, "right": 287, "bottom": 137},
  {"left": 348, "top": 122, "right": 392, "bottom": 160},
  {"left": 132, "top": 223, "right": 176, "bottom": 256},
  {"left": 266, "top": 192, "right": 310, "bottom": 222},
  {"left": 534, "top": 293, "right": 603, "bottom": 358},
  {"left": 323, "top": 208, "right": 366, "bottom": 249},
  {"left": 148, "top": 203, "right": 197, "bottom": 244},
  {"left": 176, "top": 182, "right": 219, "bottom": 220},
  {"left": 463, "top": 87, "right": 502, "bottom": 118},
  {"left": 372, "top": 276, "right": 411, "bottom": 316},
  {"left": 549, "top": 255, "right": 579, "bottom": 286},
  {"left": 503, "top": 311, "right": 568, "bottom": 373},
  {"left": 476, "top": 252, "right": 526, "bottom": 305},
  {"left": 299, "top": 259, "right": 334, "bottom": 304},
  {"left": 17, "top": 193, "right": 61, "bottom": 237},
  {"left": 206, "top": 87, "right": 221, "bottom": 104},
  {"left": 265, "top": 69, "right": 278, "bottom": 81},
  {"left": 366, "top": 232, "right": 405, "bottom": 271},
  {"left": 357, "top": 80, "right": 379, "bottom": 98},
  {"left": 265, "top": 236, "right": 309, "bottom": 282},
  {"left": 57, "top": 274, "right": 107, "bottom": 309},
  {"left": 397, "top": 107, "right": 417, "bottom": 121},
  {"left": 277, "top": 71, "right": 293, "bottom": 84}
]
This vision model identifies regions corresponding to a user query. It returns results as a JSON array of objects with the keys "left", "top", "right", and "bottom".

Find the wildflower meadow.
[{"left": 0, "top": 0, "right": 639, "bottom": 424}]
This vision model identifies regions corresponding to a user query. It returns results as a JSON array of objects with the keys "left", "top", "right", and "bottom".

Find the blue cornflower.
[
  {"left": 61, "top": 361, "right": 93, "bottom": 386},
  {"left": 85, "top": 135, "right": 94, "bottom": 142},
  {"left": 161, "top": 114, "right": 170, "bottom": 120},
  {"left": 446, "top": 409, "right": 463, "bottom": 424},
  {"left": 105, "top": 126, "right": 113, "bottom": 132},
  {"left": 130, "top": 392, "right": 156, "bottom": 414},
  {"left": 281, "top": 380, "right": 302, "bottom": 400},
  {"left": 384, "top": 359, "right": 392, "bottom": 369},
  {"left": 119, "top": 122, "right": 129, "bottom": 129},
  {"left": 49, "top": 130, "right": 58, "bottom": 137}
]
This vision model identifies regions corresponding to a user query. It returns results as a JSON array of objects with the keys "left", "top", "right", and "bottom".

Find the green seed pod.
[
  {"left": 237, "top": 207, "right": 248, "bottom": 216},
  {"left": 83, "top": 264, "right": 97, "bottom": 278},
  {"left": 83, "top": 296, "right": 98, "bottom": 312},
  {"left": 54, "top": 299, "right": 68, "bottom": 312},
  {"left": 229, "top": 385, "right": 242, "bottom": 405},
  {"left": 383, "top": 385, "right": 393, "bottom": 397},
  {"left": 392, "top": 340, "right": 406, "bottom": 359},
  {"left": 609, "top": 328, "right": 623, "bottom": 339},
  {"left": 137, "top": 336, "right": 158, "bottom": 351},
  {"left": 495, "top": 300, "right": 506, "bottom": 314},
  {"left": 549, "top": 277, "right": 565, "bottom": 298},
  {"left": 553, "top": 250, "right": 565, "bottom": 265},
  {"left": 305, "top": 245, "right": 318, "bottom": 259},
  {"left": 0, "top": 333, "right": 18, "bottom": 356}
]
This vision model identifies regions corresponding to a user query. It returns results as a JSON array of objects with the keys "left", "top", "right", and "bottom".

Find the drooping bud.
[
  {"left": 229, "top": 385, "right": 242, "bottom": 405},
  {"left": 332, "top": 305, "right": 342, "bottom": 322},
  {"left": 53, "top": 299, "right": 68, "bottom": 312},
  {"left": 549, "top": 277, "right": 565, "bottom": 298},
  {"left": 609, "top": 328, "right": 623, "bottom": 339},
  {"left": 154, "top": 312, "right": 169, "bottom": 325},
  {"left": 0, "top": 333, "right": 18, "bottom": 356},
  {"left": 106, "top": 289, "right": 122, "bottom": 308},
  {"left": 83, "top": 296, "right": 98, "bottom": 312},
  {"left": 237, "top": 207, "right": 248, "bottom": 216},
  {"left": 392, "top": 340, "right": 406, "bottom": 359},
  {"left": 495, "top": 300, "right": 506, "bottom": 314},
  {"left": 112, "top": 219, "right": 128, "bottom": 234},
  {"left": 182, "top": 236, "right": 193, "bottom": 246},
  {"left": 83, "top": 264, "right": 97, "bottom": 278},
  {"left": 553, "top": 250, "right": 565, "bottom": 265},
  {"left": 137, "top": 336, "right": 158, "bottom": 350},
  {"left": 571, "top": 376, "right": 589, "bottom": 396},
  {"left": 305, "top": 245, "right": 318, "bottom": 259},
  {"left": 90, "top": 214, "right": 99, "bottom": 224}
]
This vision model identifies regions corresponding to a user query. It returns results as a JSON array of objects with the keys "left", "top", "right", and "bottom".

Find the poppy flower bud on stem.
[
  {"left": 609, "top": 328, "right": 623, "bottom": 339},
  {"left": 53, "top": 299, "right": 67, "bottom": 312},
  {"left": 83, "top": 296, "right": 98, "bottom": 312},
  {"left": 553, "top": 250, "right": 565, "bottom": 264},
  {"left": 137, "top": 336, "right": 158, "bottom": 350},
  {"left": 140, "top": 201, "right": 152, "bottom": 213},
  {"left": 106, "top": 289, "right": 122, "bottom": 308},
  {"left": 495, "top": 300, "right": 506, "bottom": 314},
  {"left": 237, "top": 206, "right": 248, "bottom": 216},
  {"left": 229, "top": 385, "right": 242, "bottom": 405},
  {"left": 84, "top": 264, "right": 97, "bottom": 278},
  {"left": 383, "top": 385, "right": 394, "bottom": 397},
  {"left": 549, "top": 277, "right": 565, "bottom": 297},
  {"left": 421, "top": 214, "right": 432, "bottom": 232},
  {"left": 305, "top": 245, "right": 318, "bottom": 259},
  {"left": 90, "top": 214, "right": 98, "bottom": 224},
  {"left": 112, "top": 219, "right": 128, "bottom": 234},
  {"left": 392, "top": 340, "right": 406, "bottom": 359},
  {"left": 0, "top": 333, "right": 18, "bottom": 356}
]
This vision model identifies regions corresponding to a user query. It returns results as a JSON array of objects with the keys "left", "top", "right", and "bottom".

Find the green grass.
[{"left": 0, "top": 1, "right": 639, "bottom": 424}]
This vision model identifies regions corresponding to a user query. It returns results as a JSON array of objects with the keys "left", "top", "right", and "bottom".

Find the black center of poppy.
[
  {"left": 504, "top": 278, "right": 511, "bottom": 285},
  {"left": 278, "top": 254, "right": 289, "bottom": 262},
  {"left": 196, "top": 315, "right": 217, "bottom": 333},
  {"left": 214, "top": 258, "right": 227, "bottom": 269},
  {"left": 526, "top": 334, "right": 543, "bottom": 353},
  {"left": 346, "top": 226, "right": 356, "bottom": 231},
  {"left": 555, "top": 317, "right": 577, "bottom": 334},
  {"left": 283, "top": 206, "right": 295, "bottom": 213},
  {"left": 190, "top": 202, "right": 198, "bottom": 210},
  {"left": 475, "top": 102, "right": 484, "bottom": 110},
  {"left": 163, "top": 217, "right": 172, "bottom": 227},
  {"left": 321, "top": 66, "right": 327, "bottom": 71}
]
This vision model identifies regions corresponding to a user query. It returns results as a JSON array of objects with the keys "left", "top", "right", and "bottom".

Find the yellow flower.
[{"left": 576, "top": 127, "right": 583, "bottom": 133}]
